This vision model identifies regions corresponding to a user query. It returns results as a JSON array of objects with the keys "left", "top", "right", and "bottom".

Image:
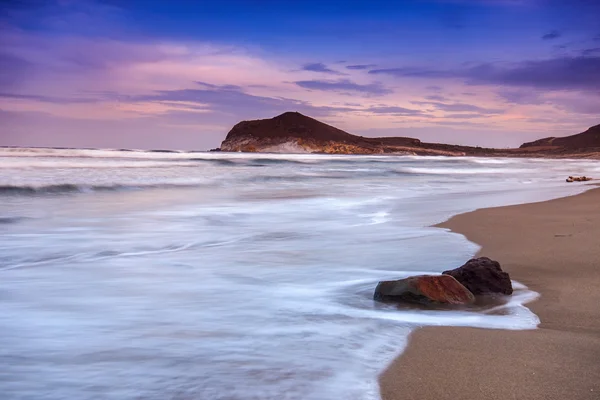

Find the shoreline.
[
  {"left": 2, "top": 146, "right": 600, "bottom": 160},
  {"left": 379, "top": 186, "right": 600, "bottom": 400}
]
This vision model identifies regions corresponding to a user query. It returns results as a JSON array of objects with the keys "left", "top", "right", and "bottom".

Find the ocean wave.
[
  {"left": 0, "top": 183, "right": 206, "bottom": 195},
  {"left": 190, "top": 158, "right": 239, "bottom": 166},
  {"left": 188, "top": 158, "right": 320, "bottom": 167},
  {"left": 0, "top": 216, "right": 28, "bottom": 224},
  {"left": 401, "top": 166, "right": 530, "bottom": 175},
  {"left": 0, "top": 159, "right": 206, "bottom": 169},
  {"left": 0, "top": 238, "right": 245, "bottom": 271},
  {"left": 0, "top": 184, "right": 101, "bottom": 194},
  {"left": 465, "top": 158, "right": 516, "bottom": 165},
  {"left": 0, "top": 147, "right": 208, "bottom": 159},
  {"left": 250, "top": 158, "right": 315, "bottom": 165}
]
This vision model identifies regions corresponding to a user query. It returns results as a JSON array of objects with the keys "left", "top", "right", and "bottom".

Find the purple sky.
[{"left": 1, "top": 0, "right": 599, "bottom": 150}]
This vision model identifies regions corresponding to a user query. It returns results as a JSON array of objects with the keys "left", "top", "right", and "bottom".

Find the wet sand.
[{"left": 380, "top": 186, "right": 600, "bottom": 400}]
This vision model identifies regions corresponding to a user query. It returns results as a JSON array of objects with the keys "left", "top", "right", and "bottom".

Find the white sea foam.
[{"left": 0, "top": 149, "right": 596, "bottom": 400}]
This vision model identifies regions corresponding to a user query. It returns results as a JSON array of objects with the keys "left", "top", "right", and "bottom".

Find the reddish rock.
[
  {"left": 373, "top": 275, "right": 475, "bottom": 305},
  {"left": 443, "top": 257, "right": 513, "bottom": 295}
]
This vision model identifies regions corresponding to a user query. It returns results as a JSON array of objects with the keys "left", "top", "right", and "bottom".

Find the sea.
[{"left": 1, "top": 147, "right": 598, "bottom": 400}]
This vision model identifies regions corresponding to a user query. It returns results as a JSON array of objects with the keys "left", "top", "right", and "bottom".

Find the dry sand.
[{"left": 380, "top": 186, "right": 600, "bottom": 400}]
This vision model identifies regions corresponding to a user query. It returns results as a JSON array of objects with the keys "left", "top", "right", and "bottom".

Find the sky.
[{"left": 1, "top": 0, "right": 599, "bottom": 150}]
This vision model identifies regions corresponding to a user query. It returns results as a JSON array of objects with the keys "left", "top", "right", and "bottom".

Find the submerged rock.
[
  {"left": 373, "top": 274, "right": 475, "bottom": 305},
  {"left": 443, "top": 257, "right": 513, "bottom": 295}
]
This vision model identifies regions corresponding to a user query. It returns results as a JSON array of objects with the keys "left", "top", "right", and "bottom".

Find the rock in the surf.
[
  {"left": 443, "top": 257, "right": 513, "bottom": 295},
  {"left": 567, "top": 176, "right": 593, "bottom": 182},
  {"left": 373, "top": 275, "right": 475, "bottom": 305}
]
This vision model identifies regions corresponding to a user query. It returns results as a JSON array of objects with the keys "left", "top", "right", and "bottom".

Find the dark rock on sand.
[
  {"left": 443, "top": 257, "right": 513, "bottom": 295},
  {"left": 374, "top": 275, "right": 475, "bottom": 305}
]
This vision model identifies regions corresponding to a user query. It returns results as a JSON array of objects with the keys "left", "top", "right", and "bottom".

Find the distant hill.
[
  {"left": 520, "top": 124, "right": 600, "bottom": 149},
  {"left": 220, "top": 112, "right": 473, "bottom": 156},
  {"left": 221, "top": 112, "right": 425, "bottom": 154},
  {"left": 219, "top": 112, "right": 600, "bottom": 158}
]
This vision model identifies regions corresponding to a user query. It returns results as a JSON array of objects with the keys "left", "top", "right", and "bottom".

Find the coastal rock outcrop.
[
  {"left": 373, "top": 275, "right": 475, "bottom": 305},
  {"left": 219, "top": 112, "right": 425, "bottom": 155},
  {"left": 218, "top": 112, "right": 484, "bottom": 156},
  {"left": 218, "top": 112, "right": 600, "bottom": 158},
  {"left": 520, "top": 123, "right": 600, "bottom": 149},
  {"left": 442, "top": 257, "right": 513, "bottom": 295},
  {"left": 566, "top": 176, "right": 592, "bottom": 182}
]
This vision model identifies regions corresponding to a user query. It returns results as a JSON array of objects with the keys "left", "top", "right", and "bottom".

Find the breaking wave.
[{"left": 0, "top": 183, "right": 205, "bottom": 195}]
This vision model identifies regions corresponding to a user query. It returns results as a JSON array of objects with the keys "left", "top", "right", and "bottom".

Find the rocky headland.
[{"left": 218, "top": 111, "right": 600, "bottom": 158}]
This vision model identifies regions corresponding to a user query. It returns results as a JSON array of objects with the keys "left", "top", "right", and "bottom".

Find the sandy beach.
[{"left": 380, "top": 186, "right": 600, "bottom": 400}]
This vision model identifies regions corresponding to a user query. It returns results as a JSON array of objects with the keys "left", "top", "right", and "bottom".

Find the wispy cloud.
[
  {"left": 582, "top": 48, "right": 600, "bottom": 56},
  {"left": 346, "top": 64, "right": 377, "bottom": 70},
  {"left": 300, "top": 63, "right": 345, "bottom": 75},
  {"left": 364, "top": 106, "right": 424, "bottom": 116},
  {"left": 542, "top": 30, "right": 561, "bottom": 40},
  {"left": 129, "top": 86, "right": 355, "bottom": 118},
  {"left": 443, "top": 113, "right": 489, "bottom": 119},
  {"left": 425, "top": 94, "right": 447, "bottom": 101},
  {"left": 0, "top": 92, "right": 99, "bottom": 104},
  {"left": 496, "top": 90, "right": 546, "bottom": 105},
  {"left": 294, "top": 79, "right": 393, "bottom": 95},
  {"left": 195, "top": 81, "right": 243, "bottom": 91},
  {"left": 411, "top": 100, "right": 504, "bottom": 114},
  {"left": 369, "top": 56, "right": 600, "bottom": 92}
]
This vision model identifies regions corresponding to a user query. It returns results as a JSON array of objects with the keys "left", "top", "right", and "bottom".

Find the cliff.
[
  {"left": 520, "top": 124, "right": 600, "bottom": 150},
  {"left": 219, "top": 112, "right": 600, "bottom": 158},
  {"left": 220, "top": 112, "right": 428, "bottom": 154}
]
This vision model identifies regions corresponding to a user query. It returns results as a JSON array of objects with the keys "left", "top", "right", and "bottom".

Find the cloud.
[
  {"left": 346, "top": 64, "right": 377, "bottom": 70},
  {"left": 443, "top": 113, "right": 489, "bottom": 119},
  {"left": 195, "top": 81, "right": 243, "bottom": 91},
  {"left": 0, "top": 53, "right": 34, "bottom": 89},
  {"left": 370, "top": 66, "right": 455, "bottom": 78},
  {"left": 364, "top": 106, "right": 424, "bottom": 116},
  {"left": 496, "top": 90, "right": 546, "bottom": 105},
  {"left": 3, "top": 0, "right": 128, "bottom": 37},
  {"left": 0, "top": 92, "right": 99, "bottom": 104},
  {"left": 550, "top": 94, "right": 600, "bottom": 115},
  {"left": 300, "top": 62, "right": 345, "bottom": 75},
  {"left": 497, "top": 89, "right": 600, "bottom": 114},
  {"left": 425, "top": 94, "right": 447, "bottom": 101},
  {"left": 0, "top": 109, "right": 226, "bottom": 150},
  {"left": 129, "top": 85, "right": 354, "bottom": 118},
  {"left": 411, "top": 100, "right": 504, "bottom": 114},
  {"left": 369, "top": 56, "right": 600, "bottom": 92},
  {"left": 436, "top": 0, "right": 533, "bottom": 6},
  {"left": 294, "top": 79, "right": 393, "bottom": 95},
  {"left": 542, "top": 30, "right": 561, "bottom": 40},
  {"left": 582, "top": 47, "right": 600, "bottom": 56}
]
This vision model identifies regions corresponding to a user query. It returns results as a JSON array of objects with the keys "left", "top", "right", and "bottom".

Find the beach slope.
[{"left": 380, "top": 187, "right": 600, "bottom": 400}]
